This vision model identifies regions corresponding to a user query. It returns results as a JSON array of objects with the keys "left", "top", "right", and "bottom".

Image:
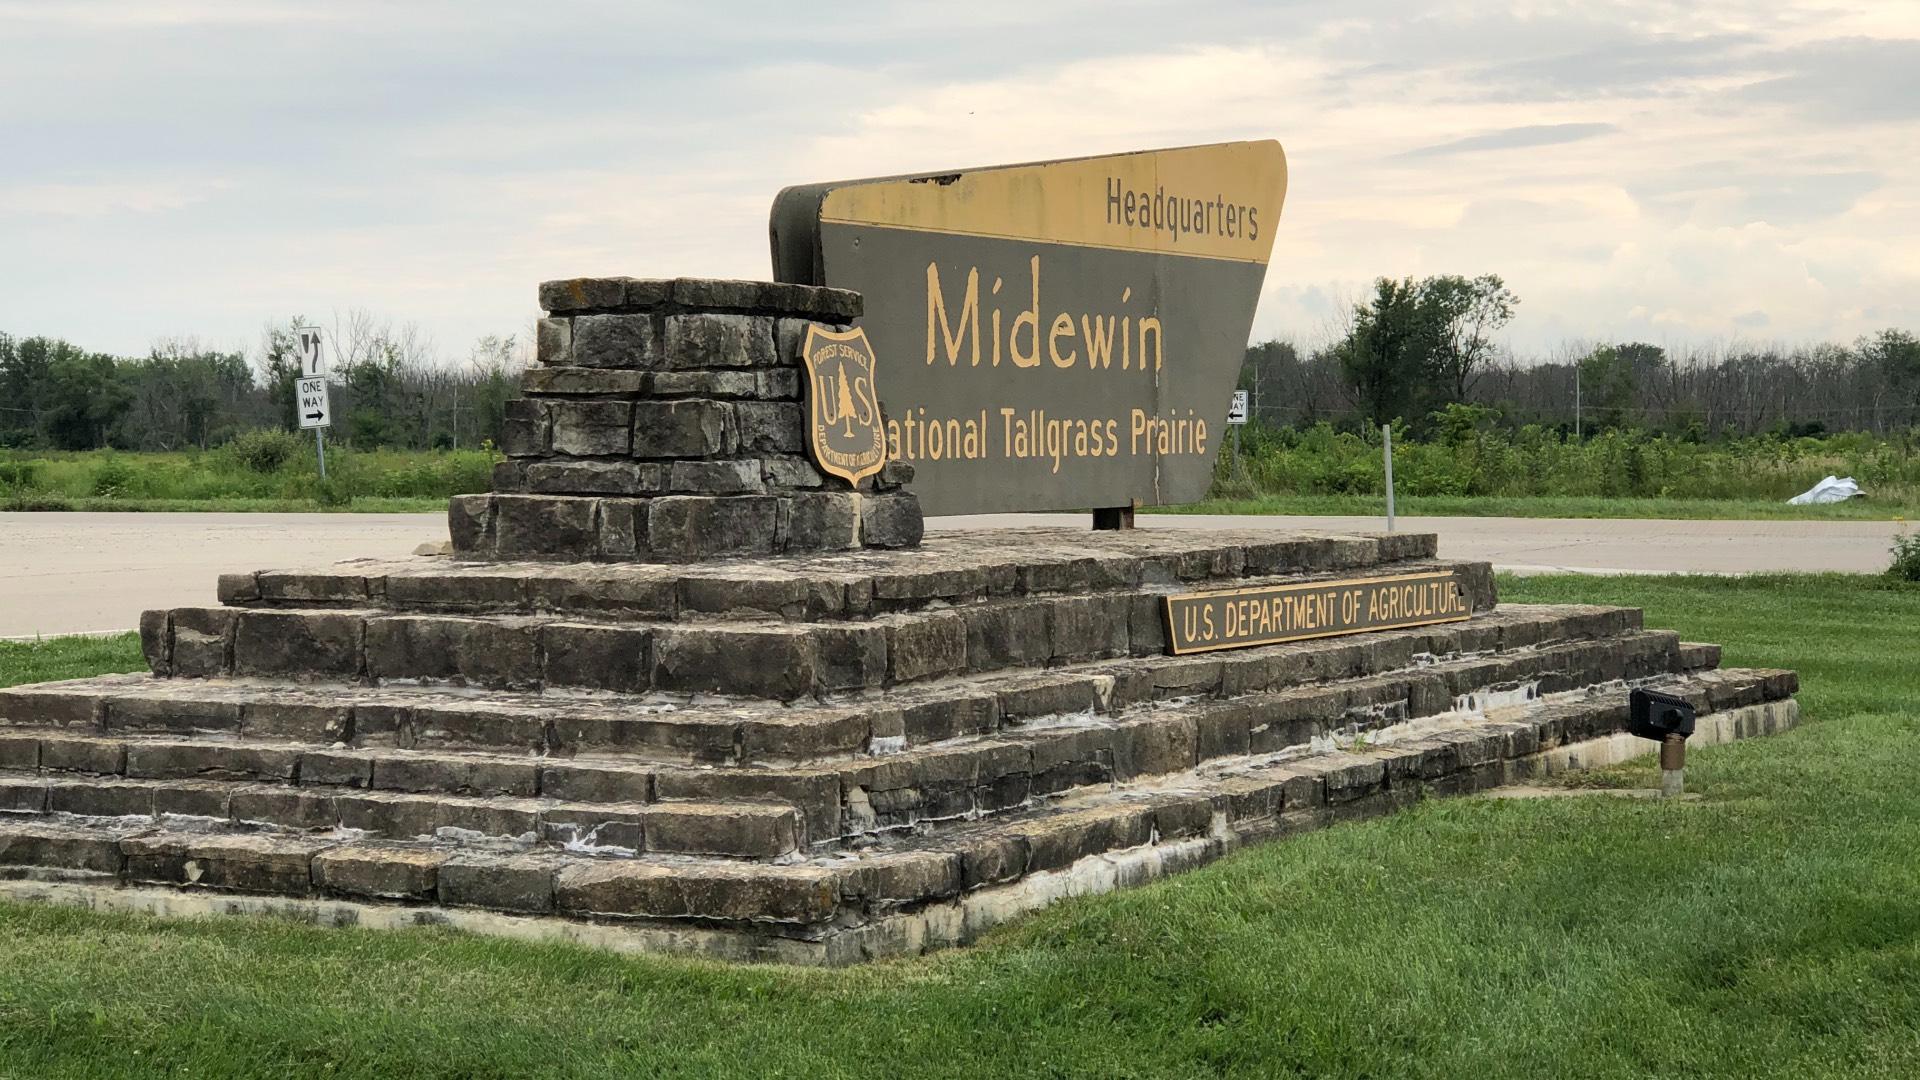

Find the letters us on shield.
[{"left": 801, "top": 325, "right": 888, "bottom": 486}]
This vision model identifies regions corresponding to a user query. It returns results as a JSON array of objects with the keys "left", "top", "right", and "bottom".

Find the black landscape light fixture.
[{"left": 1628, "top": 688, "right": 1698, "bottom": 797}]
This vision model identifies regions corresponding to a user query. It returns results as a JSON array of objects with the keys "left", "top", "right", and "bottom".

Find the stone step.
[
  {"left": 16, "top": 604, "right": 1641, "bottom": 762},
  {"left": 0, "top": 669, "right": 1800, "bottom": 963},
  {"left": 148, "top": 559, "right": 1498, "bottom": 697},
  {"left": 1, "top": 617, "right": 1706, "bottom": 851},
  {"left": 0, "top": 771, "right": 803, "bottom": 858},
  {"left": 214, "top": 529, "right": 1447, "bottom": 622}
]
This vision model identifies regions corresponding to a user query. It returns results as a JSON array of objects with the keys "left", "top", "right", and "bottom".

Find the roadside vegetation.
[
  {"left": 6, "top": 276, "right": 1918, "bottom": 518},
  {"left": 0, "top": 439, "right": 493, "bottom": 512},
  {"left": 1192, "top": 412, "right": 1920, "bottom": 518},
  {"left": 0, "top": 573, "right": 1916, "bottom": 1078}
]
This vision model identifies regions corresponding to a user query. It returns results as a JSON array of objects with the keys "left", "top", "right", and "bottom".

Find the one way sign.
[{"left": 296, "top": 376, "right": 331, "bottom": 430}]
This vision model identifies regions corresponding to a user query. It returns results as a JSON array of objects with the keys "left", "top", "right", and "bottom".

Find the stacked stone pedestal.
[
  {"left": 0, "top": 527, "right": 1800, "bottom": 963},
  {"left": 451, "top": 277, "right": 921, "bottom": 562}
]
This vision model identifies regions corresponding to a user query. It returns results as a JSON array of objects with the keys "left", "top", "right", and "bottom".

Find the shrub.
[
  {"left": 0, "top": 460, "right": 41, "bottom": 489},
  {"left": 89, "top": 454, "right": 135, "bottom": 497},
  {"left": 1891, "top": 526, "right": 1920, "bottom": 582},
  {"left": 224, "top": 429, "right": 304, "bottom": 474}
]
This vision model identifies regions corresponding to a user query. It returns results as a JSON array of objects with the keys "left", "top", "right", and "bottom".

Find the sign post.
[
  {"left": 293, "top": 327, "right": 331, "bottom": 481},
  {"left": 1227, "top": 389, "right": 1248, "bottom": 480}
]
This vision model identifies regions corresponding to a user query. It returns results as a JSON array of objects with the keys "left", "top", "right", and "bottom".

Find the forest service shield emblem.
[{"left": 801, "top": 325, "right": 888, "bottom": 486}]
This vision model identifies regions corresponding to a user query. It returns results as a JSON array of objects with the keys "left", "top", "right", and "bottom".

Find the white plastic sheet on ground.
[{"left": 1787, "top": 475, "right": 1865, "bottom": 505}]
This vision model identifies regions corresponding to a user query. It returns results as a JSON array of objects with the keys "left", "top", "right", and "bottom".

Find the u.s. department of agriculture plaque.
[
  {"left": 771, "top": 141, "right": 1288, "bottom": 515},
  {"left": 801, "top": 325, "right": 888, "bottom": 486}
]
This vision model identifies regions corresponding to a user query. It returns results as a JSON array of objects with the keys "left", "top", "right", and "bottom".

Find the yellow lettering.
[{"left": 925, "top": 263, "right": 980, "bottom": 367}]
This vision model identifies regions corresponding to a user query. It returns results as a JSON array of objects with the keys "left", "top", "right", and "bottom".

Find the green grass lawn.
[
  {"left": 0, "top": 495, "right": 448, "bottom": 514},
  {"left": 0, "top": 575, "right": 1916, "bottom": 1078},
  {"left": 1160, "top": 492, "right": 1918, "bottom": 521}
]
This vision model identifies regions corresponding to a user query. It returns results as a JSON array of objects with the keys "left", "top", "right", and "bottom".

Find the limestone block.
[
  {"left": 538, "top": 277, "right": 630, "bottom": 313},
  {"left": 860, "top": 492, "right": 924, "bottom": 549},
  {"left": 521, "top": 366, "right": 645, "bottom": 395},
  {"left": 370, "top": 754, "right": 537, "bottom": 798},
  {"left": 538, "top": 762, "right": 654, "bottom": 804},
  {"left": 812, "top": 623, "right": 889, "bottom": 693},
  {"left": 570, "top": 313, "right": 659, "bottom": 368},
  {"left": 169, "top": 606, "right": 238, "bottom": 677},
  {"left": 631, "top": 400, "right": 734, "bottom": 459},
  {"left": 519, "top": 460, "right": 666, "bottom": 496},
  {"left": 645, "top": 496, "right": 777, "bottom": 559},
  {"left": 499, "top": 399, "right": 551, "bottom": 457},
  {"left": 363, "top": 616, "right": 541, "bottom": 688},
  {"left": 313, "top": 843, "right": 446, "bottom": 900},
  {"left": 885, "top": 612, "right": 967, "bottom": 683},
  {"left": 39, "top": 736, "right": 125, "bottom": 774},
  {"left": 438, "top": 852, "right": 559, "bottom": 913},
  {"left": 662, "top": 313, "right": 774, "bottom": 369},
  {"left": 139, "top": 610, "right": 171, "bottom": 676},
  {"left": 648, "top": 370, "right": 760, "bottom": 398},
  {"left": 555, "top": 861, "right": 837, "bottom": 924},
  {"left": 549, "top": 400, "right": 634, "bottom": 457},
  {"left": 541, "top": 622, "right": 652, "bottom": 693},
  {"left": 299, "top": 749, "right": 372, "bottom": 788},
  {"left": 490, "top": 495, "right": 598, "bottom": 557},
  {"left": 642, "top": 804, "right": 799, "bottom": 859},
  {"left": 125, "top": 742, "right": 298, "bottom": 782},
  {"left": 651, "top": 624, "right": 816, "bottom": 700},
  {"left": 758, "top": 369, "right": 802, "bottom": 399},
  {"left": 232, "top": 610, "right": 363, "bottom": 678},
  {"left": 784, "top": 492, "right": 859, "bottom": 550},
  {"left": 1112, "top": 715, "right": 1199, "bottom": 779},
  {"left": 762, "top": 455, "right": 825, "bottom": 490},
  {"left": 534, "top": 317, "right": 572, "bottom": 364},
  {"left": 334, "top": 791, "right": 537, "bottom": 840},
  {"left": 733, "top": 402, "right": 804, "bottom": 453},
  {"left": 594, "top": 498, "right": 648, "bottom": 558},
  {"left": 668, "top": 460, "right": 765, "bottom": 495},
  {"left": 446, "top": 494, "right": 493, "bottom": 553}
]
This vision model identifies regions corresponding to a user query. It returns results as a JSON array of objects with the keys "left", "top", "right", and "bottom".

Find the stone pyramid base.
[{"left": 0, "top": 528, "right": 1799, "bottom": 964}]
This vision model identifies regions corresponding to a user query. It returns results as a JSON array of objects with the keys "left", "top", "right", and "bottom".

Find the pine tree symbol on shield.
[{"left": 801, "top": 325, "right": 888, "bottom": 487}]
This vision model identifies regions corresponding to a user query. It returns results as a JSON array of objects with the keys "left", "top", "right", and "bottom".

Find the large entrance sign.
[{"left": 771, "top": 141, "right": 1287, "bottom": 515}]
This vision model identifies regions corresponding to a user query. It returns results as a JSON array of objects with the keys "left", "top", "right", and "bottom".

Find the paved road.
[{"left": 0, "top": 511, "right": 1901, "bottom": 639}]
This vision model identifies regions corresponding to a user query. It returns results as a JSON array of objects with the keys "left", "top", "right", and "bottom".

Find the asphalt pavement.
[{"left": 0, "top": 510, "right": 1902, "bottom": 639}]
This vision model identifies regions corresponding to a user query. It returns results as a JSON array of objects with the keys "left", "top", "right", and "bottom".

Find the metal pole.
[
  {"left": 1230, "top": 423, "right": 1241, "bottom": 480},
  {"left": 1382, "top": 423, "right": 1395, "bottom": 532},
  {"left": 1574, "top": 361, "right": 1582, "bottom": 440},
  {"left": 315, "top": 428, "right": 328, "bottom": 482},
  {"left": 1659, "top": 734, "right": 1686, "bottom": 798}
]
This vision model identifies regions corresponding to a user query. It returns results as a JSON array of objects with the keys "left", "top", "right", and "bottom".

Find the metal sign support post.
[
  {"left": 315, "top": 428, "right": 328, "bottom": 481},
  {"left": 1382, "top": 424, "right": 1395, "bottom": 532}
]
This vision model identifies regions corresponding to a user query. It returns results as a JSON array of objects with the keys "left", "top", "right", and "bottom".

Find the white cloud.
[{"left": 0, "top": 0, "right": 1915, "bottom": 360}]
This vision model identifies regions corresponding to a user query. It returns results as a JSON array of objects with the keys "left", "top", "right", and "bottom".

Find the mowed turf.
[{"left": 0, "top": 575, "right": 1915, "bottom": 1079}]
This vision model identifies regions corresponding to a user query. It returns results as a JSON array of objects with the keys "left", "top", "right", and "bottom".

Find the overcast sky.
[{"left": 3, "top": 0, "right": 1916, "bottom": 364}]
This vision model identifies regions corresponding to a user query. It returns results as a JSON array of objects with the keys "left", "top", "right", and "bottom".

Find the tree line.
[
  {"left": 6, "top": 282, "right": 1919, "bottom": 453},
  {"left": 1244, "top": 275, "right": 1920, "bottom": 439},
  {"left": 0, "top": 314, "right": 527, "bottom": 453}
]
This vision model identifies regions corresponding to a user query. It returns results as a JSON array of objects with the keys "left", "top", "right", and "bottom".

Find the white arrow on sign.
[
  {"left": 295, "top": 326, "right": 325, "bottom": 377},
  {"left": 296, "top": 375, "right": 331, "bottom": 430},
  {"left": 1227, "top": 389, "right": 1249, "bottom": 425}
]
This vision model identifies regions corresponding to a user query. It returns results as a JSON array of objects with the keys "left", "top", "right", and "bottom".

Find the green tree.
[
  {"left": 44, "top": 351, "right": 132, "bottom": 449},
  {"left": 1423, "top": 273, "right": 1518, "bottom": 402},
  {"left": 1333, "top": 277, "right": 1439, "bottom": 426},
  {"left": 257, "top": 319, "right": 307, "bottom": 433},
  {"left": 1578, "top": 342, "right": 1665, "bottom": 432}
]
